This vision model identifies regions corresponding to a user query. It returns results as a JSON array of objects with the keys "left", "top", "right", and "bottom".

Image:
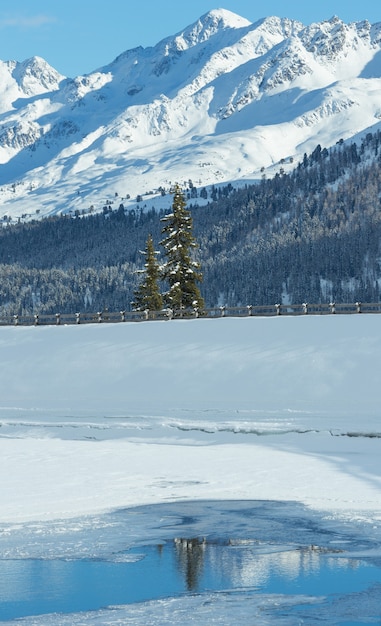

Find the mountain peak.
[
  {"left": 171, "top": 8, "right": 251, "bottom": 50},
  {"left": 199, "top": 8, "right": 252, "bottom": 29},
  {"left": 11, "top": 55, "right": 64, "bottom": 95}
]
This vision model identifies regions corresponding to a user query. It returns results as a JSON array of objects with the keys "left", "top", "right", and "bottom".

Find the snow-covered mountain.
[{"left": 1, "top": 8, "right": 381, "bottom": 220}]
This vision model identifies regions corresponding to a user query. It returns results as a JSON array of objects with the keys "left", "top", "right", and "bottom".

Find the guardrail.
[{"left": 0, "top": 302, "right": 380, "bottom": 327}]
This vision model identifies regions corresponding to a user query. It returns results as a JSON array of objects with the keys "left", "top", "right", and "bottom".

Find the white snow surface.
[{"left": 0, "top": 314, "right": 380, "bottom": 525}]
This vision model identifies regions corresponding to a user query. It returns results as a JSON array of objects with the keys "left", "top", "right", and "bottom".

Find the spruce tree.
[
  {"left": 160, "top": 184, "right": 204, "bottom": 311},
  {"left": 132, "top": 234, "right": 163, "bottom": 311}
]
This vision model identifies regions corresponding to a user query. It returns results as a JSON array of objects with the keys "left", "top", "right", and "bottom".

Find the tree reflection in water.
[{"left": 174, "top": 538, "right": 206, "bottom": 590}]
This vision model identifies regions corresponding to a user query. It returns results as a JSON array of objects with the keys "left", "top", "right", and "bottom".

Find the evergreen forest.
[{"left": 1, "top": 129, "right": 381, "bottom": 315}]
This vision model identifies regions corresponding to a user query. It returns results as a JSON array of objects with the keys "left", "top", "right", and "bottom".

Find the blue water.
[
  {"left": 1, "top": 541, "right": 381, "bottom": 621},
  {"left": 0, "top": 551, "right": 181, "bottom": 619},
  {"left": 1, "top": 500, "right": 381, "bottom": 623}
]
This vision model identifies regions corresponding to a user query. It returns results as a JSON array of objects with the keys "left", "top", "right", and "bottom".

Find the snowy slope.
[{"left": 1, "top": 9, "right": 381, "bottom": 219}]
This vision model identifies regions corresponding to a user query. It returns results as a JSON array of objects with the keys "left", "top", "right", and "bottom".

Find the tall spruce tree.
[
  {"left": 132, "top": 234, "right": 163, "bottom": 311},
  {"left": 160, "top": 184, "right": 204, "bottom": 310}
]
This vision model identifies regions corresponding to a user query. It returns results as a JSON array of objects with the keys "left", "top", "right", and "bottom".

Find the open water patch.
[{"left": 1, "top": 501, "right": 381, "bottom": 624}]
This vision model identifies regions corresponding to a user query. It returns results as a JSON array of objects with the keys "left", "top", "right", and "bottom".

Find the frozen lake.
[
  {"left": 1, "top": 316, "right": 381, "bottom": 623},
  {"left": 1, "top": 500, "right": 381, "bottom": 624}
]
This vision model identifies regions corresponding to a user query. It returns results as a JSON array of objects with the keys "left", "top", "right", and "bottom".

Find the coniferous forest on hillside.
[{"left": 1, "top": 130, "right": 381, "bottom": 315}]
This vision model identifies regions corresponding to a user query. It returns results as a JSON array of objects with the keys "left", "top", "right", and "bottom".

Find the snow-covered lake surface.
[{"left": 0, "top": 315, "right": 381, "bottom": 624}]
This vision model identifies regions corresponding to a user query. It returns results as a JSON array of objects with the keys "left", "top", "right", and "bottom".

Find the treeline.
[
  {"left": 194, "top": 132, "right": 381, "bottom": 306},
  {"left": 1, "top": 130, "right": 381, "bottom": 314}
]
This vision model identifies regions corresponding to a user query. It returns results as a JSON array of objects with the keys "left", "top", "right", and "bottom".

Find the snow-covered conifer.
[
  {"left": 132, "top": 234, "right": 163, "bottom": 311},
  {"left": 160, "top": 184, "right": 204, "bottom": 311}
]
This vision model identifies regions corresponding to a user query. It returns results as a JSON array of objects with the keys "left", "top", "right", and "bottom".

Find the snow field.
[{"left": 0, "top": 314, "right": 380, "bottom": 525}]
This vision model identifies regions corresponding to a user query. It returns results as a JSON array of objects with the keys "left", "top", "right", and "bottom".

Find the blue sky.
[{"left": 0, "top": 1, "right": 380, "bottom": 77}]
